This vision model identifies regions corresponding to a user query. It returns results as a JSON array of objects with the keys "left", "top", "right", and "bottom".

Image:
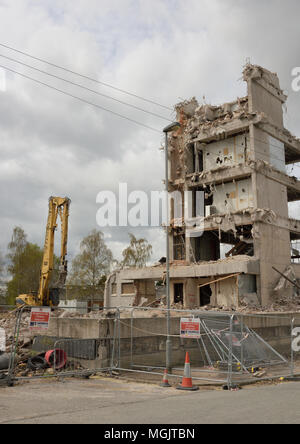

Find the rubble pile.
[
  {"left": 0, "top": 310, "right": 81, "bottom": 377},
  {"left": 174, "top": 95, "right": 253, "bottom": 140},
  {"left": 0, "top": 310, "right": 33, "bottom": 354},
  {"left": 199, "top": 302, "right": 300, "bottom": 314}
]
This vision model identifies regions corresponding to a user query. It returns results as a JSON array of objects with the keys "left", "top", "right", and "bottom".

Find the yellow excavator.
[{"left": 16, "top": 196, "right": 71, "bottom": 307}]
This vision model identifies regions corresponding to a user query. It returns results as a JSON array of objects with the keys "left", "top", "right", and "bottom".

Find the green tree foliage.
[
  {"left": 120, "top": 234, "right": 152, "bottom": 268},
  {"left": 7, "top": 227, "right": 27, "bottom": 274},
  {"left": 6, "top": 227, "right": 60, "bottom": 305},
  {"left": 68, "top": 229, "right": 113, "bottom": 302}
]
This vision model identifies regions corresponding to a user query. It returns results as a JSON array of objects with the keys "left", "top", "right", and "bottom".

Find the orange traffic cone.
[
  {"left": 177, "top": 352, "right": 199, "bottom": 391},
  {"left": 160, "top": 369, "right": 171, "bottom": 387}
]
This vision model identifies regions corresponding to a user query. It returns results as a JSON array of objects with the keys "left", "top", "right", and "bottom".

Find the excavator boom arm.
[
  {"left": 17, "top": 196, "right": 71, "bottom": 307},
  {"left": 38, "top": 196, "right": 71, "bottom": 306}
]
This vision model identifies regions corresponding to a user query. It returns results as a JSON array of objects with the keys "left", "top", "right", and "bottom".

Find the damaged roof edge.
[{"left": 174, "top": 64, "right": 288, "bottom": 134}]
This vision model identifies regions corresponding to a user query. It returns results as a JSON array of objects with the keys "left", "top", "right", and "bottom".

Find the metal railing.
[
  {"left": 1, "top": 305, "right": 300, "bottom": 388},
  {"left": 0, "top": 305, "right": 119, "bottom": 383},
  {"left": 115, "top": 307, "right": 298, "bottom": 387}
]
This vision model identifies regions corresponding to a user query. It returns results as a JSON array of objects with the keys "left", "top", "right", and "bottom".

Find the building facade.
[{"left": 105, "top": 65, "right": 300, "bottom": 309}]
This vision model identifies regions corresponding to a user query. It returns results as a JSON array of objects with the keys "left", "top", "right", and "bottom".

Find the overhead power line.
[
  {"left": 0, "top": 42, "right": 173, "bottom": 111},
  {"left": 1, "top": 61, "right": 300, "bottom": 166},
  {"left": 0, "top": 63, "right": 161, "bottom": 133},
  {"left": 0, "top": 53, "right": 171, "bottom": 123}
]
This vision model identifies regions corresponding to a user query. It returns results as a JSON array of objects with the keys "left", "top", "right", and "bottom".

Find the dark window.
[
  {"left": 174, "top": 283, "right": 184, "bottom": 304},
  {"left": 191, "top": 143, "right": 204, "bottom": 173},
  {"left": 200, "top": 285, "right": 212, "bottom": 307}
]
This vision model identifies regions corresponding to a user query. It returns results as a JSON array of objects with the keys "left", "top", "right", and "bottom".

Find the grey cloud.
[{"left": 0, "top": 0, "right": 299, "bottom": 266}]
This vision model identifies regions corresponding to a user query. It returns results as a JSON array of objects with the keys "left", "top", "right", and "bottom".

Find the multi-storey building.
[{"left": 105, "top": 65, "right": 300, "bottom": 309}]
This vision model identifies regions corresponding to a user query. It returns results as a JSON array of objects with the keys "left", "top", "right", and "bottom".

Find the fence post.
[
  {"left": 240, "top": 314, "right": 244, "bottom": 373},
  {"left": 8, "top": 306, "right": 25, "bottom": 385},
  {"left": 118, "top": 309, "right": 121, "bottom": 369},
  {"left": 130, "top": 308, "right": 134, "bottom": 369},
  {"left": 291, "top": 316, "right": 295, "bottom": 378},
  {"left": 110, "top": 310, "right": 118, "bottom": 371},
  {"left": 227, "top": 315, "right": 234, "bottom": 389}
]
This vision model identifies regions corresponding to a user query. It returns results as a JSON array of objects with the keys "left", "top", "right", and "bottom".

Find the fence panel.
[
  {"left": 1, "top": 305, "right": 300, "bottom": 387},
  {"left": 116, "top": 308, "right": 234, "bottom": 385},
  {"left": 0, "top": 305, "right": 119, "bottom": 383},
  {"left": 115, "top": 307, "right": 298, "bottom": 387}
]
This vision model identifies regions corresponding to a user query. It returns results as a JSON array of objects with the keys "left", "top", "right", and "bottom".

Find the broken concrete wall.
[
  {"left": 252, "top": 173, "right": 289, "bottom": 218},
  {"left": 203, "top": 134, "right": 249, "bottom": 171},
  {"left": 212, "top": 178, "right": 253, "bottom": 214},
  {"left": 105, "top": 273, "right": 135, "bottom": 308},
  {"left": 269, "top": 135, "right": 286, "bottom": 173},
  {"left": 244, "top": 64, "right": 286, "bottom": 129},
  {"left": 249, "top": 126, "right": 286, "bottom": 175},
  {"left": 253, "top": 223, "right": 291, "bottom": 305},
  {"left": 105, "top": 271, "right": 157, "bottom": 308},
  {"left": 184, "top": 278, "right": 199, "bottom": 308},
  {"left": 133, "top": 280, "right": 156, "bottom": 306},
  {"left": 214, "top": 276, "right": 238, "bottom": 307},
  {"left": 273, "top": 265, "right": 298, "bottom": 301},
  {"left": 250, "top": 124, "right": 291, "bottom": 305}
]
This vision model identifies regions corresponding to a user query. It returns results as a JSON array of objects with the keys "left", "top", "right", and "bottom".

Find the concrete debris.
[
  {"left": 273, "top": 266, "right": 300, "bottom": 302},
  {"left": 181, "top": 101, "right": 254, "bottom": 140},
  {"left": 175, "top": 97, "right": 199, "bottom": 119},
  {"left": 240, "top": 293, "right": 260, "bottom": 307},
  {"left": 0, "top": 311, "right": 32, "bottom": 355},
  {"left": 243, "top": 64, "right": 287, "bottom": 101},
  {"left": 175, "top": 96, "right": 249, "bottom": 130},
  {"left": 0, "top": 310, "right": 79, "bottom": 377},
  {"left": 253, "top": 370, "right": 267, "bottom": 378}
]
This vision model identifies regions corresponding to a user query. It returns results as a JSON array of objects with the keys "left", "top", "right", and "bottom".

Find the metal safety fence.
[
  {"left": 1, "top": 304, "right": 300, "bottom": 388},
  {"left": 0, "top": 305, "right": 120, "bottom": 384},
  {"left": 113, "top": 307, "right": 300, "bottom": 387}
]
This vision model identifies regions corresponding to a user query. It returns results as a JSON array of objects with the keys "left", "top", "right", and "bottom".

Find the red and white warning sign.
[
  {"left": 180, "top": 318, "right": 201, "bottom": 339},
  {"left": 29, "top": 307, "right": 51, "bottom": 331}
]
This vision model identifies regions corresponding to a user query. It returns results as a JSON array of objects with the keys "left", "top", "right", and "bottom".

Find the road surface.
[{"left": 0, "top": 377, "right": 299, "bottom": 424}]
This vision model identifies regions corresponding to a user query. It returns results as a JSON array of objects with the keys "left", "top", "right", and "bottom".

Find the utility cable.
[
  {"left": 0, "top": 63, "right": 161, "bottom": 133},
  {"left": 0, "top": 42, "right": 173, "bottom": 111},
  {"left": 0, "top": 53, "right": 172, "bottom": 122}
]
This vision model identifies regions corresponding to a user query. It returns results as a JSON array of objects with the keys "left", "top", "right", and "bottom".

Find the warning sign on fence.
[
  {"left": 180, "top": 318, "right": 201, "bottom": 339},
  {"left": 29, "top": 307, "right": 51, "bottom": 331}
]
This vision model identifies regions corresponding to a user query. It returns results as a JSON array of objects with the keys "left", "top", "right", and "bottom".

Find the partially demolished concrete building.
[{"left": 105, "top": 64, "right": 300, "bottom": 309}]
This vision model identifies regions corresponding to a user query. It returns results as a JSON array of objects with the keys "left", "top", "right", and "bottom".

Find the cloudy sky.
[{"left": 0, "top": 0, "right": 299, "bottom": 268}]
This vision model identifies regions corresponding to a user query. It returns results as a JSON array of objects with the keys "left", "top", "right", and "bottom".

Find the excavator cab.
[{"left": 17, "top": 196, "right": 71, "bottom": 307}]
